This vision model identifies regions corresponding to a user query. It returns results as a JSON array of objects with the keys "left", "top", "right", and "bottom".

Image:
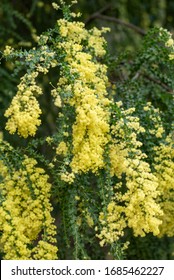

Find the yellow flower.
[
  {"left": 3, "top": 45, "right": 14, "bottom": 56},
  {"left": 169, "top": 53, "right": 174, "bottom": 60},
  {"left": 165, "top": 38, "right": 174, "bottom": 47},
  {"left": 56, "top": 141, "right": 68, "bottom": 156},
  {"left": 60, "top": 172, "right": 75, "bottom": 184},
  {"left": 52, "top": 2, "right": 59, "bottom": 10}
]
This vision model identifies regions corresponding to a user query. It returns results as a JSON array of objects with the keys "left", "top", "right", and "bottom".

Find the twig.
[
  {"left": 94, "top": 14, "right": 146, "bottom": 36},
  {"left": 85, "top": 6, "right": 146, "bottom": 36},
  {"left": 132, "top": 69, "right": 173, "bottom": 93},
  {"left": 143, "top": 74, "right": 174, "bottom": 94},
  {"left": 85, "top": 4, "right": 111, "bottom": 25}
]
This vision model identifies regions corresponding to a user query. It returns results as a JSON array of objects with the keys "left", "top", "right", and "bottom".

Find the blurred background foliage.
[{"left": 0, "top": 0, "right": 174, "bottom": 259}]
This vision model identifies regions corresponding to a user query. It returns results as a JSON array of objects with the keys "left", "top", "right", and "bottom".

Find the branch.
[
  {"left": 85, "top": 8, "right": 146, "bottom": 36},
  {"left": 85, "top": 4, "right": 112, "bottom": 25},
  {"left": 143, "top": 74, "right": 174, "bottom": 94},
  {"left": 132, "top": 70, "right": 173, "bottom": 94},
  {"left": 94, "top": 14, "right": 146, "bottom": 36}
]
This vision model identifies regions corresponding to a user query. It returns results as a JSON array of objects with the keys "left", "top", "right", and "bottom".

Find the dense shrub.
[{"left": 0, "top": 1, "right": 174, "bottom": 259}]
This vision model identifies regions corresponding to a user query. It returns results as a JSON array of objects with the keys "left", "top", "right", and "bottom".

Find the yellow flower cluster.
[
  {"left": 88, "top": 27, "right": 110, "bottom": 57},
  {"left": 52, "top": 2, "right": 60, "bottom": 10},
  {"left": 160, "top": 27, "right": 174, "bottom": 60},
  {"left": 165, "top": 37, "right": 174, "bottom": 60},
  {"left": 56, "top": 141, "right": 68, "bottom": 156},
  {"left": 97, "top": 105, "right": 163, "bottom": 245},
  {"left": 60, "top": 171, "right": 75, "bottom": 184},
  {"left": 3, "top": 45, "right": 14, "bottom": 56},
  {"left": 97, "top": 201, "right": 126, "bottom": 247},
  {"left": 51, "top": 89, "right": 62, "bottom": 107},
  {"left": 56, "top": 18, "right": 110, "bottom": 173},
  {"left": 4, "top": 72, "right": 42, "bottom": 138},
  {"left": 75, "top": 197, "right": 94, "bottom": 228},
  {"left": 120, "top": 113, "right": 163, "bottom": 238},
  {"left": 4, "top": 44, "right": 55, "bottom": 138},
  {"left": 153, "top": 135, "right": 174, "bottom": 237},
  {"left": 143, "top": 102, "right": 165, "bottom": 138},
  {"left": 123, "top": 158, "right": 162, "bottom": 237},
  {"left": 32, "top": 240, "right": 58, "bottom": 260},
  {"left": 86, "top": 211, "right": 94, "bottom": 228},
  {"left": 0, "top": 154, "right": 58, "bottom": 259},
  {"left": 109, "top": 143, "right": 128, "bottom": 178}
]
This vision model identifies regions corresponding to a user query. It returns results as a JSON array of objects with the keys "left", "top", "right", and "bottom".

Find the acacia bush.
[{"left": 0, "top": 1, "right": 174, "bottom": 260}]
